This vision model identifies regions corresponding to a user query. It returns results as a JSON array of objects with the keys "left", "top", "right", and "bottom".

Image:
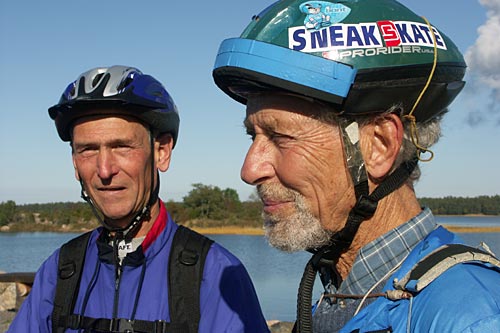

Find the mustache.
[{"left": 257, "top": 183, "right": 297, "bottom": 202}]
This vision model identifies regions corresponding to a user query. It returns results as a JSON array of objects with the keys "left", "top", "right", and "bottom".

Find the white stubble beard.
[{"left": 258, "top": 184, "right": 333, "bottom": 252}]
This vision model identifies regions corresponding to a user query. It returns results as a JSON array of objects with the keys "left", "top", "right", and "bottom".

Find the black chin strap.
[{"left": 294, "top": 157, "right": 418, "bottom": 333}]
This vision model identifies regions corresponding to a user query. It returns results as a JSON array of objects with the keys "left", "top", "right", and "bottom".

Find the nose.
[
  {"left": 97, "top": 149, "right": 119, "bottom": 180},
  {"left": 241, "top": 138, "right": 274, "bottom": 185}
]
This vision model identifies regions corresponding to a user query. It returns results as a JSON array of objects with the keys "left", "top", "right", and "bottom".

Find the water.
[
  {"left": 435, "top": 215, "right": 500, "bottom": 227},
  {"left": 1, "top": 217, "right": 499, "bottom": 322}
]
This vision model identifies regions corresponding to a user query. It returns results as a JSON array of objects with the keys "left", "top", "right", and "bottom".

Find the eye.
[
  {"left": 114, "top": 144, "right": 132, "bottom": 152},
  {"left": 76, "top": 146, "right": 98, "bottom": 157},
  {"left": 270, "top": 132, "right": 293, "bottom": 145}
]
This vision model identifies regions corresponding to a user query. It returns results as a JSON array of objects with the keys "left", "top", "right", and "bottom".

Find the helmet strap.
[{"left": 295, "top": 120, "right": 418, "bottom": 333}]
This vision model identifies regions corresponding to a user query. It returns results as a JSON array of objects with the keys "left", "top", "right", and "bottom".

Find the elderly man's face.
[
  {"left": 71, "top": 114, "right": 156, "bottom": 229},
  {"left": 242, "top": 94, "right": 354, "bottom": 252}
]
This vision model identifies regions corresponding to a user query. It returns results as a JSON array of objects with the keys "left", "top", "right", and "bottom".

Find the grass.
[
  {"left": 191, "top": 226, "right": 265, "bottom": 235},
  {"left": 443, "top": 225, "right": 500, "bottom": 233}
]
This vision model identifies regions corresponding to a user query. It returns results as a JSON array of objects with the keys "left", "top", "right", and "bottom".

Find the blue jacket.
[
  {"left": 8, "top": 202, "right": 270, "bottom": 333},
  {"left": 341, "top": 227, "right": 500, "bottom": 332}
]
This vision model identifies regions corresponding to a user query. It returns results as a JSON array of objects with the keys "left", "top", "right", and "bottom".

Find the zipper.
[{"left": 112, "top": 232, "right": 124, "bottom": 318}]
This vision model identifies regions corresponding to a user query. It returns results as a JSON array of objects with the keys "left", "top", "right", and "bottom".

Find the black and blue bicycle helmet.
[{"left": 49, "top": 65, "right": 180, "bottom": 145}]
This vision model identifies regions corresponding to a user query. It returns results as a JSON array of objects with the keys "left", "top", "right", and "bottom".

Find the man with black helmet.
[
  {"left": 213, "top": 0, "right": 500, "bottom": 332},
  {"left": 8, "top": 66, "right": 269, "bottom": 333}
]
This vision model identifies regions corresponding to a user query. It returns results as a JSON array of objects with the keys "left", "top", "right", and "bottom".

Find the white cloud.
[
  {"left": 465, "top": 0, "right": 500, "bottom": 90},
  {"left": 463, "top": 0, "right": 500, "bottom": 124}
]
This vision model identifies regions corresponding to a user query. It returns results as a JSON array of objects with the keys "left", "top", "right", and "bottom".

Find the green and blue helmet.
[{"left": 213, "top": 0, "right": 466, "bottom": 122}]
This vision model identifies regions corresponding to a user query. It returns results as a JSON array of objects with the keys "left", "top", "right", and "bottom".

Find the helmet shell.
[
  {"left": 49, "top": 66, "right": 180, "bottom": 144},
  {"left": 213, "top": 0, "right": 466, "bottom": 122}
]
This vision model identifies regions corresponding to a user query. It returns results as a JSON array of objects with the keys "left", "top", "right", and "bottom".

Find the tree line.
[
  {"left": 0, "top": 187, "right": 499, "bottom": 232},
  {"left": 418, "top": 195, "right": 500, "bottom": 216},
  {"left": 0, "top": 183, "right": 263, "bottom": 232}
]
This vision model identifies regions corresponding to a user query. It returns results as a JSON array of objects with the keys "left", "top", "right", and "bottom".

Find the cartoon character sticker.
[{"left": 299, "top": 1, "right": 351, "bottom": 30}]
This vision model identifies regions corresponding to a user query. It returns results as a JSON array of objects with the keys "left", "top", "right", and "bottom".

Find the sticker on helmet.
[
  {"left": 289, "top": 21, "right": 446, "bottom": 52},
  {"left": 299, "top": 1, "right": 351, "bottom": 30},
  {"left": 290, "top": 3, "right": 447, "bottom": 60}
]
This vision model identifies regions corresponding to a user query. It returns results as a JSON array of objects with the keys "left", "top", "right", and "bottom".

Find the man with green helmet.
[{"left": 213, "top": 0, "right": 500, "bottom": 332}]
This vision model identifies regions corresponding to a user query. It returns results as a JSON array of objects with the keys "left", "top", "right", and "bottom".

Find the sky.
[{"left": 0, "top": 0, "right": 498, "bottom": 205}]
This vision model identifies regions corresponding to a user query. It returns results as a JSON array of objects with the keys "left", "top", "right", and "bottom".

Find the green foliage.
[
  {"left": 182, "top": 183, "right": 241, "bottom": 220},
  {"left": 418, "top": 195, "right": 500, "bottom": 215},
  {"left": 164, "top": 200, "right": 190, "bottom": 223},
  {"left": 166, "top": 184, "right": 263, "bottom": 228},
  {"left": 0, "top": 200, "right": 17, "bottom": 226},
  {"left": 5, "top": 201, "right": 97, "bottom": 232},
  {"left": 2, "top": 188, "right": 498, "bottom": 233}
]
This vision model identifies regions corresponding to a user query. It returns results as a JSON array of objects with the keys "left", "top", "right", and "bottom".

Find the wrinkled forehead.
[
  {"left": 245, "top": 92, "right": 339, "bottom": 126},
  {"left": 247, "top": 92, "right": 331, "bottom": 114}
]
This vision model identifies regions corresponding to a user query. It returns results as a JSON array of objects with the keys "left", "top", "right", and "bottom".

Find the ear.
[
  {"left": 155, "top": 133, "right": 174, "bottom": 172},
  {"left": 360, "top": 114, "right": 403, "bottom": 180}
]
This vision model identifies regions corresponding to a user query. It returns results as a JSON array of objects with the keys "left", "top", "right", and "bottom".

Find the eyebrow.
[
  {"left": 73, "top": 137, "right": 137, "bottom": 148},
  {"left": 244, "top": 117, "right": 290, "bottom": 140}
]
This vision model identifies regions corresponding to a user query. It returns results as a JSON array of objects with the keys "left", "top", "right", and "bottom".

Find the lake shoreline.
[
  {"left": 194, "top": 225, "right": 500, "bottom": 235},
  {"left": 2, "top": 224, "right": 500, "bottom": 235},
  {"left": 441, "top": 225, "right": 500, "bottom": 233},
  {"left": 191, "top": 226, "right": 265, "bottom": 235}
]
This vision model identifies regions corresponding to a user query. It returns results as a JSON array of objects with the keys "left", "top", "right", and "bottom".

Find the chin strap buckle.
[{"left": 351, "top": 194, "right": 378, "bottom": 220}]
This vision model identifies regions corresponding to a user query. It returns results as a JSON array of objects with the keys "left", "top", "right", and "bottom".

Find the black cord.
[{"left": 112, "top": 232, "right": 124, "bottom": 319}]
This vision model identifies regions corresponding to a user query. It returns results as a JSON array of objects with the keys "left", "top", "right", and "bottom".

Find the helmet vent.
[
  {"left": 117, "top": 75, "right": 134, "bottom": 92},
  {"left": 68, "top": 83, "right": 76, "bottom": 99},
  {"left": 92, "top": 73, "right": 105, "bottom": 89}
]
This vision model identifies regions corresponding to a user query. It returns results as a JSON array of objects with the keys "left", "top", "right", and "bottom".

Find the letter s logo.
[
  {"left": 377, "top": 21, "right": 401, "bottom": 47},
  {"left": 291, "top": 28, "right": 307, "bottom": 51}
]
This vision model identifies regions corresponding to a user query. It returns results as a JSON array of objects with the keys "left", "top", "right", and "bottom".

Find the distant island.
[{"left": 1, "top": 184, "right": 499, "bottom": 233}]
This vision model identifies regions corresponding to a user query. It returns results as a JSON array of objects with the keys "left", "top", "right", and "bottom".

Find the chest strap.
[{"left": 53, "top": 314, "right": 187, "bottom": 333}]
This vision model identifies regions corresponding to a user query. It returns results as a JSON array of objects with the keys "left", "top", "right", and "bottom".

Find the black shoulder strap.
[
  {"left": 168, "top": 225, "right": 214, "bottom": 333},
  {"left": 394, "top": 243, "right": 500, "bottom": 293},
  {"left": 52, "top": 231, "right": 92, "bottom": 333}
]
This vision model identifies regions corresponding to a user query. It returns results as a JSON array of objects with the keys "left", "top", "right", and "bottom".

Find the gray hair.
[
  {"left": 313, "top": 103, "right": 444, "bottom": 185},
  {"left": 391, "top": 105, "right": 444, "bottom": 184}
]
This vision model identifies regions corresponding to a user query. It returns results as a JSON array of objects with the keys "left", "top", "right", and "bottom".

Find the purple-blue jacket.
[{"left": 8, "top": 201, "right": 270, "bottom": 333}]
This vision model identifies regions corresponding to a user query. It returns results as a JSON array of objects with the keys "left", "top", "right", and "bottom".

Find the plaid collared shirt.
[
  {"left": 341, "top": 207, "right": 437, "bottom": 296},
  {"left": 313, "top": 207, "right": 438, "bottom": 332}
]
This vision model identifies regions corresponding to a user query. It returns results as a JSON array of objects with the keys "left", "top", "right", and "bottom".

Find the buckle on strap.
[
  {"left": 154, "top": 320, "right": 168, "bottom": 333},
  {"left": 65, "top": 314, "right": 83, "bottom": 329},
  {"left": 351, "top": 195, "right": 378, "bottom": 219},
  {"left": 110, "top": 318, "right": 135, "bottom": 333}
]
